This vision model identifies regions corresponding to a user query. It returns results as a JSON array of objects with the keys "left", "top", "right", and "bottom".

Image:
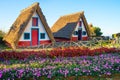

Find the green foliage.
[
  {"left": 94, "top": 27, "right": 103, "bottom": 36},
  {"left": 0, "top": 30, "right": 5, "bottom": 37},
  {"left": 0, "top": 36, "right": 5, "bottom": 45},
  {"left": 0, "top": 30, "right": 7, "bottom": 49},
  {"left": 0, "top": 30, "right": 5, "bottom": 45},
  {"left": 112, "top": 33, "right": 120, "bottom": 38},
  {"left": 88, "top": 25, "right": 103, "bottom": 37}
]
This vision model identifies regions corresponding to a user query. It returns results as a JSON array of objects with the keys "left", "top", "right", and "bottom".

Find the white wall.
[
  {"left": 19, "top": 11, "right": 50, "bottom": 41},
  {"left": 72, "top": 18, "right": 88, "bottom": 37}
]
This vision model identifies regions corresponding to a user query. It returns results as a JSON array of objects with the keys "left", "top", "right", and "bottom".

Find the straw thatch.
[
  {"left": 3, "top": 2, "right": 55, "bottom": 49},
  {"left": 51, "top": 11, "right": 90, "bottom": 38},
  {"left": 53, "top": 22, "right": 77, "bottom": 39}
]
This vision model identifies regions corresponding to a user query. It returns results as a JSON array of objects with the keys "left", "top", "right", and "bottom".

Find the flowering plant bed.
[
  {"left": 0, "top": 75, "right": 120, "bottom": 80},
  {"left": 0, "top": 47, "right": 120, "bottom": 60},
  {"left": 0, "top": 52, "right": 120, "bottom": 79}
]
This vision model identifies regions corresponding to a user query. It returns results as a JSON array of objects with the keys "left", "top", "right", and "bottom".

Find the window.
[
  {"left": 79, "top": 21, "right": 82, "bottom": 27},
  {"left": 32, "top": 17, "right": 38, "bottom": 26},
  {"left": 82, "top": 31, "right": 86, "bottom": 35},
  {"left": 40, "top": 33, "right": 45, "bottom": 39},
  {"left": 74, "top": 31, "right": 78, "bottom": 35},
  {"left": 24, "top": 33, "right": 30, "bottom": 39}
]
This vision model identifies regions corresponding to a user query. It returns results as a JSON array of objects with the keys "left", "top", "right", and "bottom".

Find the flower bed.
[
  {"left": 0, "top": 53, "right": 120, "bottom": 79},
  {"left": 0, "top": 47, "right": 120, "bottom": 60}
]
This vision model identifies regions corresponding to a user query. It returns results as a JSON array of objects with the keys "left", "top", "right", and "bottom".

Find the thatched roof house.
[
  {"left": 3, "top": 2, "right": 55, "bottom": 49},
  {"left": 51, "top": 11, "right": 90, "bottom": 41}
]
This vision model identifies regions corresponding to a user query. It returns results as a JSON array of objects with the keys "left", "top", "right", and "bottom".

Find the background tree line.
[{"left": 89, "top": 24, "right": 103, "bottom": 37}]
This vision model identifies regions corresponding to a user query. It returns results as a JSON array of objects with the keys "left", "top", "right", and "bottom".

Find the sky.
[{"left": 0, "top": 0, "right": 120, "bottom": 36}]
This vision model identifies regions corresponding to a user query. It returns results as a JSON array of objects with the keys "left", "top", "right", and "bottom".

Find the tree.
[
  {"left": 0, "top": 30, "right": 6, "bottom": 45},
  {"left": 88, "top": 24, "right": 103, "bottom": 37},
  {"left": 88, "top": 24, "right": 96, "bottom": 36},
  {"left": 94, "top": 27, "right": 103, "bottom": 36},
  {"left": 0, "top": 30, "right": 5, "bottom": 37},
  {"left": 112, "top": 33, "right": 120, "bottom": 38}
]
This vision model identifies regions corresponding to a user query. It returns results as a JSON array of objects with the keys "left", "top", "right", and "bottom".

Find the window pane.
[
  {"left": 82, "top": 31, "right": 86, "bottom": 35},
  {"left": 32, "top": 18, "right": 38, "bottom": 26},
  {"left": 74, "top": 31, "right": 78, "bottom": 35},
  {"left": 76, "top": 31, "right": 78, "bottom": 35},
  {"left": 40, "top": 33, "right": 45, "bottom": 39},
  {"left": 24, "top": 33, "right": 30, "bottom": 39}
]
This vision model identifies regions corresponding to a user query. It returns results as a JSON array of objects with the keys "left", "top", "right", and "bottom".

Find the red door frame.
[{"left": 31, "top": 29, "right": 39, "bottom": 46}]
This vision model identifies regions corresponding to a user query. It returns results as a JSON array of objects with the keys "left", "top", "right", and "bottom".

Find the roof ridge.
[
  {"left": 60, "top": 11, "right": 84, "bottom": 17},
  {"left": 21, "top": 2, "right": 39, "bottom": 13}
]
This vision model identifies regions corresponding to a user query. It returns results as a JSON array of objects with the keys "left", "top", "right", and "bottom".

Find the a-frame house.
[
  {"left": 3, "top": 2, "right": 55, "bottom": 49},
  {"left": 51, "top": 11, "right": 90, "bottom": 42}
]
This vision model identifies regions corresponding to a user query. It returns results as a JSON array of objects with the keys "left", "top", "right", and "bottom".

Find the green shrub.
[{"left": 0, "top": 36, "right": 5, "bottom": 45}]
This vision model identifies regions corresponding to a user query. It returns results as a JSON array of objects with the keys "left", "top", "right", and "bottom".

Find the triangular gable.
[
  {"left": 3, "top": 2, "right": 55, "bottom": 49},
  {"left": 72, "top": 18, "right": 88, "bottom": 37}
]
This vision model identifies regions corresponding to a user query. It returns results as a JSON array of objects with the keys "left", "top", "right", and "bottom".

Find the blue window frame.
[
  {"left": 24, "top": 33, "right": 30, "bottom": 40},
  {"left": 40, "top": 33, "right": 45, "bottom": 39},
  {"left": 74, "top": 31, "right": 78, "bottom": 35},
  {"left": 82, "top": 31, "right": 86, "bottom": 35}
]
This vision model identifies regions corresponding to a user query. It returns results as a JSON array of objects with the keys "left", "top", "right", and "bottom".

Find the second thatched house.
[
  {"left": 51, "top": 11, "right": 90, "bottom": 42},
  {"left": 3, "top": 2, "right": 55, "bottom": 49}
]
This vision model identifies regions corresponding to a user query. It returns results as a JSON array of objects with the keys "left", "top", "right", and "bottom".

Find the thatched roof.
[
  {"left": 53, "top": 22, "right": 77, "bottom": 39},
  {"left": 3, "top": 2, "right": 55, "bottom": 49},
  {"left": 51, "top": 11, "right": 90, "bottom": 38}
]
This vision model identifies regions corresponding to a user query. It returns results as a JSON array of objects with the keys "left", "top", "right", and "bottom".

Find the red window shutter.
[
  {"left": 32, "top": 18, "right": 38, "bottom": 26},
  {"left": 34, "top": 18, "right": 36, "bottom": 26}
]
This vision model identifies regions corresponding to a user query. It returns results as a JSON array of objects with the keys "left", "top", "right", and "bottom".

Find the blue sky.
[{"left": 0, "top": 0, "right": 120, "bottom": 36}]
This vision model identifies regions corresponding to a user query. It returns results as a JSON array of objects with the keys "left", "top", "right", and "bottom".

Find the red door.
[{"left": 32, "top": 29, "right": 38, "bottom": 46}]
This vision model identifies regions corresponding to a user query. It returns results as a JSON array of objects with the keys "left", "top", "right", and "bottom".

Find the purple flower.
[
  {"left": 106, "top": 72, "right": 111, "bottom": 75},
  {"left": 82, "top": 69, "right": 86, "bottom": 73},
  {"left": 64, "top": 69, "right": 69, "bottom": 77},
  {"left": 7, "top": 78, "right": 10, "bottom": 80},
  {"left": 0, "top": 72, "right": 2, "bottom": 78},
  {"left": 74, "top": 68, "right": 79, "bottom": 72},
  {"left": 59, "top": 69, "right": 63, "bottom": 74},
  {"left": 18, "top": 69, "right": 24, "bottom": 73},
  {"left": 47, "top": 74, "right": 52, "bottom": 78},
  {"left": 34, "top": 71, "right": 41, "bottom": 77},
  {"left": 94, "top": 66, "right": 100, "bottom": 71},
  {"left": 37, "top": 73, "right": 41, "bottom": 77},
  {"left": 17, "top": 69, "right": 24, "bottom": 78}
]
